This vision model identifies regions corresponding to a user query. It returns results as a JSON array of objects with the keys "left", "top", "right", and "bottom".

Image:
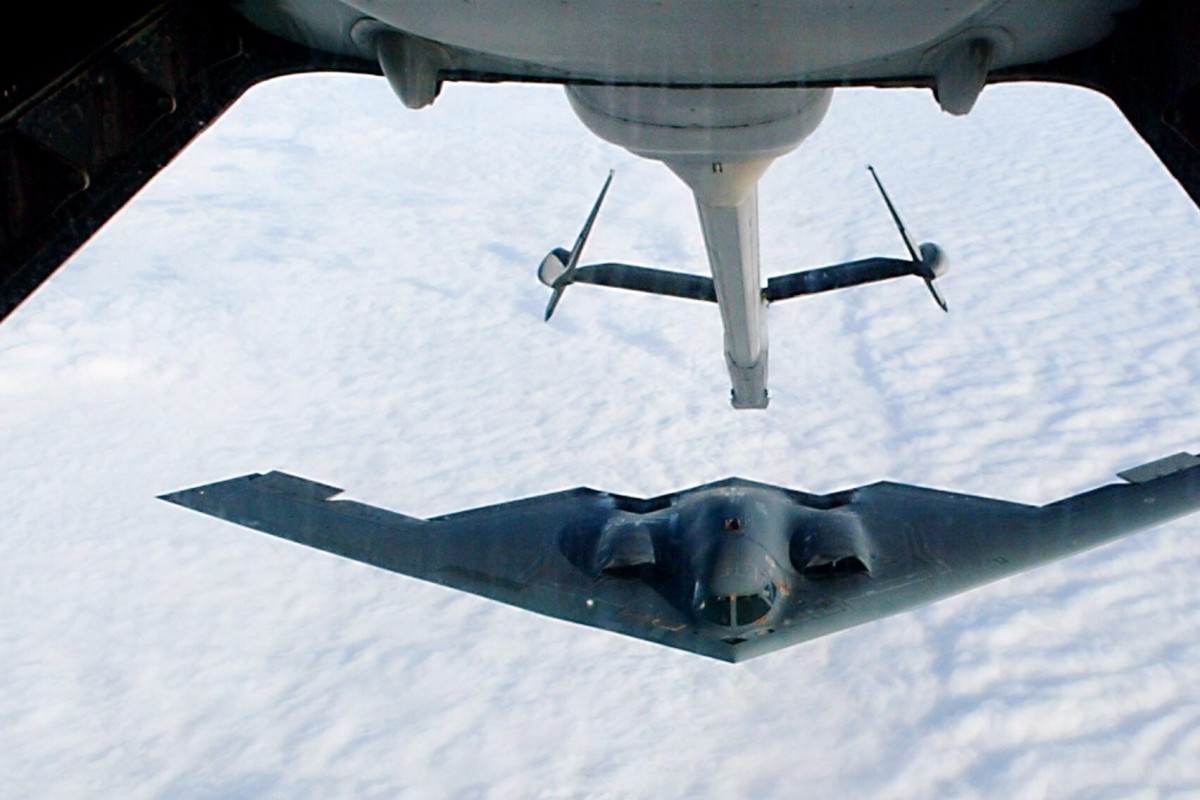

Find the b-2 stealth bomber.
[{"left": 162, "top": 451, "right": 1200, "bottom": 662}]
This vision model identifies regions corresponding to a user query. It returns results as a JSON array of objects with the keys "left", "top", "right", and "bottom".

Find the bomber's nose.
[
  {"left": 707, "top": 535, "right": 771, "bottom": 596},
  {"left": 694, "top": 535, "right": 781, "bottom": 627}
]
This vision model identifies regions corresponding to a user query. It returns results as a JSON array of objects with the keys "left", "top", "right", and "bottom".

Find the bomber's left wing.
[{"left": 161, "top": 472, "right": 731, "bottom": 659}]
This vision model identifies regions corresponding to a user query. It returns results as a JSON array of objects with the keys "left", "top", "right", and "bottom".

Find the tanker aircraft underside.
[{"left": 5, "top": 2, "right": 1197, "bottom": 402}]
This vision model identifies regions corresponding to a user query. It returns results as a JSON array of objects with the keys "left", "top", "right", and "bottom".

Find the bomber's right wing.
[{"left": 733, "top": 452, "right": 1200, "bottom": 660}]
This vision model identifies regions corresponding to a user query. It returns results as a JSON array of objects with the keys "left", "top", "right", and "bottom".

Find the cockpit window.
[
  {"left": 698, "top": 594, "right": 733, "bottom": 626},
  {"left": 696, "top": 582, "right": 776, "bottom": 627},
  {"left": 735, "top": 592, "right": 772, "bottom": 624}
]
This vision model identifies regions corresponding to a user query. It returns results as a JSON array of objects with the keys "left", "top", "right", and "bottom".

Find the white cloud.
[{"left": 2, "top": 75, "right": 1199, "bottom": 797}]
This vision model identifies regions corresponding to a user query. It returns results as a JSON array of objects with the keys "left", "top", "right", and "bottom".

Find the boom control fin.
[
  {"left": 867, "top": 165, "right": 949, "bottom": 312},
  {"left": 541, "top": 170, "right": 614, "bottom": 321}
]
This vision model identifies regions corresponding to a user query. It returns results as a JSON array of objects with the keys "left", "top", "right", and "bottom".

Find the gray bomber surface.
[{"left": 163, "top": 451, "right": 1200, "bottom": 662}]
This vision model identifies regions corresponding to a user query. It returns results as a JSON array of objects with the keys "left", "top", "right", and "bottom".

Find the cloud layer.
[{"left": 2, "top": 75, "right": 1199, "bottom": 798}]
